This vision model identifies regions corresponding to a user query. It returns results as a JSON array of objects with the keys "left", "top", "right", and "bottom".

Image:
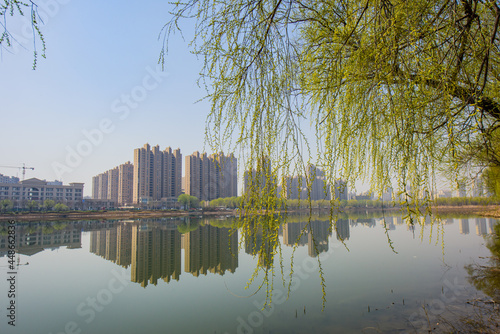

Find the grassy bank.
[{"left": 0, "top": 209, "right": 238, "bottom": 222}]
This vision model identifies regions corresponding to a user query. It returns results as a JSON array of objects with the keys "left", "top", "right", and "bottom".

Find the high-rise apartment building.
[
  {"left": 243, "top": 156, "right": 275, "bottom": 196},
  {"left": 92, "top": 162, "right": 134, "bottom": 205},
  {"left": 92, "top": 176, "right": 99, "bottom": 199},
  {"left": 185, "top": 151, "right": 205, "bottom": 200},
  {"left": 333, "top": 179, "right": 348, "bottom": 201},
  {"left": 107, "top": 167, "right": 119, "bottom": 203},
  {"left": 133, "top": 144, "right": 152, "bottom": 203},
  {"left": 284, "top": 165, "right": 332, "bottom": 201},
  {"left": 456, "top": 181, "right": 467, "bottom": 197},
  {"left": 217, "top": 153, "right": 238, "bottom": 198},
  {"left": 0, "top": 174, "right": 19, "bottom": 184},
  {"left": 133, "top": 144, "right": 182, "bottom": 204},
  {"left": 98, "top": 172, "right": 108, "bottom": 200},
  {"left": 118, "top": 161, "right": 134, "bottom": 205},
  {"left": 185, "top": 152, "right": 237, "bottom": 201},
  {"left": 309, "top": 165, "right": 332, "bottom": 201}
]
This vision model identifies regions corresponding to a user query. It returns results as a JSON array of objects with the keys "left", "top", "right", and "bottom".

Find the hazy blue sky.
[
  {"left": 1, "top": 1, "right": 210, "bottom": 196},
  {"left": 0, "top": 0, "right": 455, "bottom": 198}
]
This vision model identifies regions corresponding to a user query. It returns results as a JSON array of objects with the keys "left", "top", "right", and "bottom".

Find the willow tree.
[
  {"left": 162, "top": 0, "right": 500, "bottom": 205},
  {"left": 0, "top": 0, "right": 45, "bottom": 69}
]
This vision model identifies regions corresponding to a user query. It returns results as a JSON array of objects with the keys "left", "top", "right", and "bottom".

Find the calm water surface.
[{"left": 0, "top": 214, "right": 497, "bottom": 334}]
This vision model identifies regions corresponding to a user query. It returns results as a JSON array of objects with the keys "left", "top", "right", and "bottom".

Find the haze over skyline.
[
  {"left": 0, "top": 1, "right": 456, "bottom": 198},
  {"left": 0, "top": 1, "right": 210, "bottom": 196}
]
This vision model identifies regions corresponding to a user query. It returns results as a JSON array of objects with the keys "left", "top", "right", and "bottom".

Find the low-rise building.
[{"left": 0, "top": 177, "right": 84, "bottom": 208}]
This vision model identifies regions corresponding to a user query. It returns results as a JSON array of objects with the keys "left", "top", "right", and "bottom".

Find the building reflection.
[
  {"left": 335, "top": 219, "right": 350, "bottom": 241},
  {"left": 476, "top": 218, "right": 488, "bottom": 236},
  {"left": 283, "top": 222, "right": 308, "bottom": 246},
  {"left": 0, "top": 222, "right": 81, "bottom": 257},
  {"left": 282, "top": 219, "right": 333, "bottom": 257},
  {"left": 376, "top": 217, "right": 396, "bottom": 231},
  {"left": 130, "top": 224, "right": 182, "bottom": 287},
  {"left": 117, "top": 223, "right": 132, "bottom": 267},
  {"left": 3, "top": 214, "right": 495, "bottom": 288},
  {"left": 460, "top": 219, "right": 470, "bottom": 234},
  {"left": 184, "top": 224, "right": 238, "bottom": 276},
  {"left": 244, "top": 221, "right": 275, "bottom": 268},
  {"left": 489, "top": 218, "right": 497, "bottom": 234},
  {"left": 89, "top": 219, "right": 238, "bottom": 287},
  {"left": 456, "top": 218, "right": 494, "bottom": 236},
  {"left": 308, "top": 220, "right": 330, "bottom": 257},
  {"left": 281, "top": 218, "right": 354, "bottom": 257}
]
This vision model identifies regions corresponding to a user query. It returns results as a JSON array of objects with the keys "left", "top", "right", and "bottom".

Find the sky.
[
  {"left": 0, "top": 0, "right": 211, "bottom": 196},
  {"left": 0, "top": 0, "right": 457, "bottom": 198}
]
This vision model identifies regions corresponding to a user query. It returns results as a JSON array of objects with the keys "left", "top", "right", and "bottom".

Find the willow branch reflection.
[
  {"left": 238, "top": 214, "right": 349, "bottom": 310},
  {"left": 2, "top": 214, "right": 479, "bottom": 310}
]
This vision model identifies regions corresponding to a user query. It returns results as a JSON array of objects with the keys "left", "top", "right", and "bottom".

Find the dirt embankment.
[
  {"left": 0, "top": 209, "right": 238, "bottom": 222},
  {"left": 471, "top": 205, "right": 500, "bottom": 218},
  {"left": 0, "top": 205, "right": 498, "bottom": 222}
]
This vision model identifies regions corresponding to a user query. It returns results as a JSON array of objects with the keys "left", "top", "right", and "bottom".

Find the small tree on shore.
[
  {"left": 26, "top": 200, "right": 39, "bottom": 212},
  {"left": 54, "top": 203, "right": 69, "bottom": 212},
  {"left": 0, "top": 199, "right": 13, "bottom": 213},
  {"left": 43, "top": 200, "right": 55, "bottom": 211},
  {"left": 178, "top": 194, "right": 200, "bottom": 210}
]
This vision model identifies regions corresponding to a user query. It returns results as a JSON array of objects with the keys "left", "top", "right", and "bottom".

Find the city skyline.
[
  {"left": 0, "top": 1, "right": 364, "bottom": 199},
  {"left": 91, "top": 145, "right": 238, "bottom": 204}
]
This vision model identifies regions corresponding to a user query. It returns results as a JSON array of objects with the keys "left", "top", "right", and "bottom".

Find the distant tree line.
[
  {"left": 208, "top": 197, "right": 241, "bottom": 208},
  {"left": 205, "top": 196, "right": 499, "bottom": 210}
]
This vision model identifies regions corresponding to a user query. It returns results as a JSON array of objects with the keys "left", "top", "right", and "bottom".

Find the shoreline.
[{"left": 0, "top": 204, "right": 498, "bottom": 222}]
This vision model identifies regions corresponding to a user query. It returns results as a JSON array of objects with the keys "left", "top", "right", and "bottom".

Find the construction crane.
[{"left": 0, "top": 163, "right": 35, "bottom": 180}]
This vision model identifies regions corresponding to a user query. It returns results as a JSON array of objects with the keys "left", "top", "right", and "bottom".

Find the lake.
[{"left": 0, "top": 213, "right": 497, "bottom": 334}]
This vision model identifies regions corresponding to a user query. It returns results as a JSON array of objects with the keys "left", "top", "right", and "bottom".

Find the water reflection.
[
  {"left": 460, "top": 218, "right": 470, "bottom": 234},
  {"left": 0, "top": 222, "right": 82, "bottom": 257},
  {"left": 89, "top": 219, "right": 238, "bottom": 287},
  {"left": 1, "top": 216, "right": 498, "bottom": 289},
  {"left": 466, "top": 222, "right": 500, "bottom": 302},
  {"left": 183, "top": 223, "right": 238, "bottom": 277},
  {"left": 1, "top": 215, "right": 500, "bottom": 333},
  {"left": 3, "top": 216, "right": 495, "bottom": 262},
  {"left": 243, "top": 219, "right": 277, "bottom": 269},
  {"left": 282, "top": 219, "right": 335, "bottom": 257},
  {"left": 477, "top": 217, "right": 488, "bottom": 235}
]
